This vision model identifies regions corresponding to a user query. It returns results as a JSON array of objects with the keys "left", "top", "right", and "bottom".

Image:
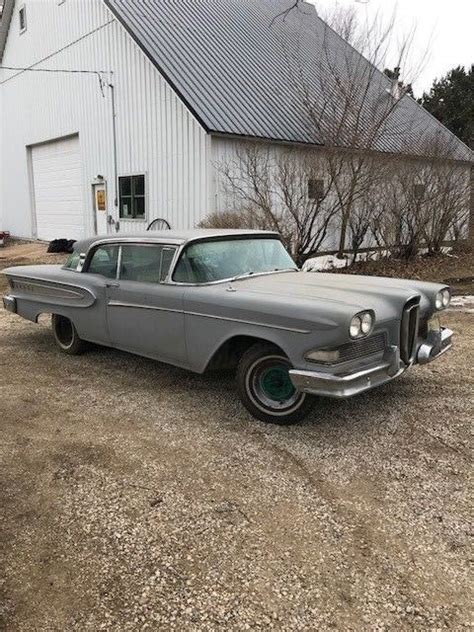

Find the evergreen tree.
[{"left": 419, "top": 65, "right": 474, "bottom": 149}]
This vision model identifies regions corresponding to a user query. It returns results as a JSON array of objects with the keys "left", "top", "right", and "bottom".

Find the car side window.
[
  {"left": 64, "top": 251, "right": 81, "bottom": 271},
  {"left": 86, "top": 245, "right": 119, "bottom": 279},
  {"left": 119, "top": 245, "right": 176, "bottom": 283}
]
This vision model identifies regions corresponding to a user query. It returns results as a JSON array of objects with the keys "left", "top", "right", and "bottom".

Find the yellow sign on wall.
[{"left": 96, "top": 189, "right": 106, "bottom": 211}]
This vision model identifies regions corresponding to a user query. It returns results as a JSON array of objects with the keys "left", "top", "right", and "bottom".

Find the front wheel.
[
  {"left": 52, "top": 314, "right": 88, "bottom": 355},
  {"left": 236, "top": 343, "right": 314, "bottom": 425}
]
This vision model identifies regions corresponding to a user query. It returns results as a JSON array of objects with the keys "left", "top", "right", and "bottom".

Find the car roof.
[{"left": 74, "top": 229, "right": 279, "bottom": 253}]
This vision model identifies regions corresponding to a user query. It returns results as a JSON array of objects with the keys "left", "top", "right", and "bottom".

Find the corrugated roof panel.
[{"left": 105, "top": 0, "right": 472, "bottom": 161}]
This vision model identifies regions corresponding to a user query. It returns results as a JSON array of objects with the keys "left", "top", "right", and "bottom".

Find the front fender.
[{"left": 184, "top": 312, "right": 320, "bottom": 373}]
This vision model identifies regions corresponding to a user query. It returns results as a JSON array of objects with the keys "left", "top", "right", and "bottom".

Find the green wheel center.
[{"left": 260, "top": 366, "right": 295, "bottom": 401}]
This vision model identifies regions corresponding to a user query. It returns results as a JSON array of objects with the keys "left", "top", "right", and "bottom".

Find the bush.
[{"left": 198, "top": 210, "right": 261, "bottom": 230}]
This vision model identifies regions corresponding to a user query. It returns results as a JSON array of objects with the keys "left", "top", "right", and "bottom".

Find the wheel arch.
[{"left": 204, "top": 334, "right": 286, "bottom": 372}]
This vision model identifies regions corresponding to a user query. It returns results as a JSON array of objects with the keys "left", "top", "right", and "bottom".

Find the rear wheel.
[
  {"left": 52, "top": 315, "right": 87, "bottom": 355},
  {"left": 236, "top": 343, "right": 314, "bottom": 425}
]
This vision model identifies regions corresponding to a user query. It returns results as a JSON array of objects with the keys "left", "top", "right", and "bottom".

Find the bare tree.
[
  {"left": 206, "top": 4, "right": 469, "bottom": 265},
  {"left": 203, "top": 143, "right": 340, "bottom": 266},
  {"left": 291, "top": 4, "right": 431, "bottom": 257},
  {"left": 369, "top": 145, "right": 471, "bottom": 260}
]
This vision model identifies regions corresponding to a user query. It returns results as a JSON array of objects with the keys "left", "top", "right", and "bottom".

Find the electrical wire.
[
  {"left": 0, "top": 18, "right": 115, "bottom": 85},
  {"left": 0, "top": 66, "right": 110, "bottom": 74}
]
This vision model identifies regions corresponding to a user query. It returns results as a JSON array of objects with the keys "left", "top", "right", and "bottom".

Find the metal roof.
[{"left": 105, "top": 0, "right": 472, "bottom": 161}]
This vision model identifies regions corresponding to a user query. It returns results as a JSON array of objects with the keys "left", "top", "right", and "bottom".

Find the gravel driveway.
[{"left": 0, "top": 250, "right": 472, "bottom": 630}]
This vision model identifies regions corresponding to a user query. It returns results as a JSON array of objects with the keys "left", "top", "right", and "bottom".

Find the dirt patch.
[
  {"left": 0, "top": 242, "right": 68, "bottom": 293},
  {"left": 0, "top": 243, "right": 473, "bottom": 630}
]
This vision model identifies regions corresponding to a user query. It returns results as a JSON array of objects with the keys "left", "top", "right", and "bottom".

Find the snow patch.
[{"left": 448, "top": 295, "right": 474, "bottom": 313}]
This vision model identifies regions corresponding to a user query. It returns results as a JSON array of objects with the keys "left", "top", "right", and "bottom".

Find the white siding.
[
  {"left": 211, "top": 136, "right": 341, "bottom": 250},
  {"left": 0, "top": 0, "right": 210, "bottom": 239},
  {"left": 211, "top": 136, "right": 472, "bottom": 253}
]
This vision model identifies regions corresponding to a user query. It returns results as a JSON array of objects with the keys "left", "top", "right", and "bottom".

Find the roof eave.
[{"left": 210, "top": 132, "right": 473, "bottom": 165}]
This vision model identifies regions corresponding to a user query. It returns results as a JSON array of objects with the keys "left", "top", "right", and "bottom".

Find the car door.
[
  {"left": 105, "top": 243, "right": 187, "bottom": 366},
  {"left": 79, "top": 242, "right": 120, "bottom": 345}
]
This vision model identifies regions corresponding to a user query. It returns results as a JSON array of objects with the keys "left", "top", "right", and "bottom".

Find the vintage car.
[{"left": 2, "top": 229, "right": 452, "bottom": 424}]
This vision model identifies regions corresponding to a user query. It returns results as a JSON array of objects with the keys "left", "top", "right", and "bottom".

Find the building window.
[
  {"left": 119, "top": 175, "right": 146, "bottom": 219},
  {"left": 19, "top": 5, "right": 27, "bottom": 33},
  {"left": 414, "top": 184, "right": 425, "bottom": 201},
  {"left": 308, "top": 178, "right": 325, "bottom": 201}
]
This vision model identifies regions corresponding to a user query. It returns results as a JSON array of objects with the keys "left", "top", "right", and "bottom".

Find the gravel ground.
[{"left": 0, "top": 245, "right": 473, "bottom": 630}]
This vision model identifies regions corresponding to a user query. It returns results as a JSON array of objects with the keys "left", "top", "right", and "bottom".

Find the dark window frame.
[
  {"left": 414, "top": 183, "right": 426, "bottom": 201},
  {"left": 19, "top": 5, "right": 27, "bottom": 33},
  {"left": 119, "top": 174, "right": 146, "bottom": 220},
  {"left": 308, "top": 178, "right": 325, "bottom": 202}
]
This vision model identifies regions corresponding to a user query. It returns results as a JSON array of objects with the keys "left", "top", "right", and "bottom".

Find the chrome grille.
[
  {"left": 318, "top": 333, "right": 386, "bottom": 365},
  {"left": 400, "top": 298, "right": 420, "bottom": 365}
]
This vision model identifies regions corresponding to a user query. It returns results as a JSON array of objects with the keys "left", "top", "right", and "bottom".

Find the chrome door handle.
[{"left": 105, "top": 281, "right": 120, "bottom": 288}]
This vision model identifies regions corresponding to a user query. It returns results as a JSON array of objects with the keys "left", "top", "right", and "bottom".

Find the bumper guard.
[{"left": 2, "top": 295, "right": 17, "bottom": 313}]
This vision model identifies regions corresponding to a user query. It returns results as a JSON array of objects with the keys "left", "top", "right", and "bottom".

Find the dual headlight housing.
[
  {"left": 305, "top": 310, "right": 375, "bottom": 364},
  {"left": 349, "top": 310, "right": 375, "bottom": 339},
  {"left": 435, "top": 288, "right": 451, "bottom": 311}
]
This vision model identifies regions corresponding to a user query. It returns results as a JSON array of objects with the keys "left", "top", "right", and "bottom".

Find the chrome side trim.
[
  {"left": 10, "top": 279, "right": 84, "bottom": 299},
  {"left": 107, "top": 301, "right": 311, "bottom": 334},
  {"left": 4, "top": 274, "right": 96, "bottom": 297},
  {"left": 7, "top": 278, "right": 96, "bottom": 307},
  {"left": 108, "top": 301, "right": 182, "bottom": 315},
  {"left": 184, "top": 311, "right": 311, "bottom": 334}
]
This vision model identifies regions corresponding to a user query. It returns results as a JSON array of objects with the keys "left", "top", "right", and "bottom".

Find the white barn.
[{"left": 0, "top": 0, "right": 471, "bottom": 243}]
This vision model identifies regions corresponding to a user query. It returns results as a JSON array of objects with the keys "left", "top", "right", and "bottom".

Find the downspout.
[{"left": 107, "top": 75, "right": 120, "bottom": 231}]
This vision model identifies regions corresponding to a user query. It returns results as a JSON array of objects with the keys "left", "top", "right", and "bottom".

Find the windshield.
[{"left": 172, "top": 238, "right": 297, "bottom": 284}]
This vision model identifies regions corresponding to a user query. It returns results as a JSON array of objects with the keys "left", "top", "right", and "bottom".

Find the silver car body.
[{"left": 2, "top": 229, "right": 453, "bottom": 398}]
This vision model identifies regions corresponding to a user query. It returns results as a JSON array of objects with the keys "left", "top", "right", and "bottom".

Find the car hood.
[{"left": 233, "top": 271, "right": 442, "bottom": 321}]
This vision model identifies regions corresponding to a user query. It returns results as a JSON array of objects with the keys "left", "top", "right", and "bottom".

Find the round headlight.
[
  {"left": 442, "top": 288, "right": 450, "bottom": 308},
  {"left": 361, "top": 312, "right": 373, "bottom": 335},
  {"left": 350, "top": 316, "right": 362, "bottom": 338},
  {"left": 435, "top": 291, "right": 443, "bottom": 310}
]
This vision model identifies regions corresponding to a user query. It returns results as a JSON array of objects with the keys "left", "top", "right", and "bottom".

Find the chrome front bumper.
[
  {"left": 290, "top": 328, "right": 453, "bottom": 399},
  {"left": 2, "top": 295, "right": 16, "bottom": 313},
  {"left": 417, "top": 326, "right": 453, "bottom": 364}
]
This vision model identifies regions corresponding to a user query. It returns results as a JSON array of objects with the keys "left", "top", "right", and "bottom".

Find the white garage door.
[{"left": 31, "top": 135, "right": 84, "bottom": 241}]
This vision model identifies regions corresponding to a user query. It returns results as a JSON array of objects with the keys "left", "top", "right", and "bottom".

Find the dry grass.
[{"left": 332, "top": 242, "right": 474, "bottom": 295}]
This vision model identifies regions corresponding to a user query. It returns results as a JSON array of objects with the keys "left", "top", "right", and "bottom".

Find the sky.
[{"left": 310, "top": 0, "right": 474, "bottom": 98}]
